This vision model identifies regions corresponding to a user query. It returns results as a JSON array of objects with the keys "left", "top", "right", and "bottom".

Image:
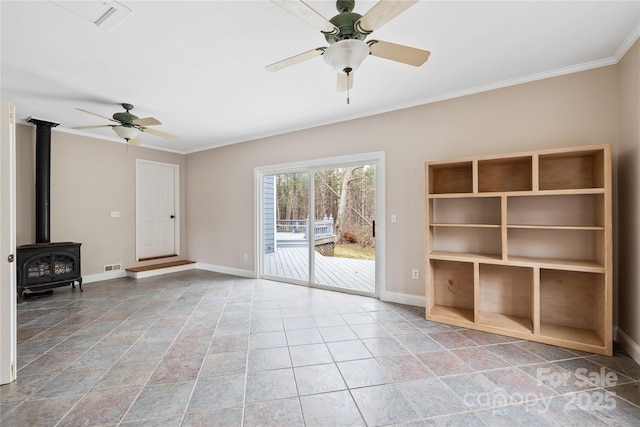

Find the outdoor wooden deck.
[{"left": 263, "top": 246, "right": 375, "bottom": 294}]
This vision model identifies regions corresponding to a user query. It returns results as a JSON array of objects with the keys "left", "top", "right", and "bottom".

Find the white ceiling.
[{"left": 1, "top": 1, "right": 639, "bottom": 154}]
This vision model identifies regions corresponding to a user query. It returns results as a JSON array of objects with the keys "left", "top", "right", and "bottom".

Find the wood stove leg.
[{"left": 78, "top": 278, "right": 83, "bottom": 292}]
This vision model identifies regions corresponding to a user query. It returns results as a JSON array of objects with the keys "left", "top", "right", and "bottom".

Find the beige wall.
[
  {"left": 186, "top": 65, "right": 619, "bottom": 298},
  {"left": 617, "top": 39, "right": 640, "bottom": 353},
  {"left": 16, "top": 127, "right": 187, "bottom": 278}
]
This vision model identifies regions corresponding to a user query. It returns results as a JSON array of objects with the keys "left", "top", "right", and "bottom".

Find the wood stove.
[
  {"left": 17, "top": 242, "right": 82, "bottom": 297},
  {"left": 16, "top": 118, "right": 83, "bottom": 299}
]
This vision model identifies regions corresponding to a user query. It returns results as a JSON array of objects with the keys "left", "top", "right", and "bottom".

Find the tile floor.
[{"left": 1, "top": 269, "right": 640, "bottom": 426}]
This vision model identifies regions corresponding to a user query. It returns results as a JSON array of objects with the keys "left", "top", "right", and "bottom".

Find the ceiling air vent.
[{"left": 48, "top": 1, "right": 132, "bottom": 32}]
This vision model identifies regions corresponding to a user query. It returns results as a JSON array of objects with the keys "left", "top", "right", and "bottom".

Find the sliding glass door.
[
  {"left": 257, "top": 153, "right": 383, "bottom": 297},
  {"left": 262, "top": 171, "right": 310, "bottom": 283},
  {"left": 311, "top": 165, "right": 376, "bottom": 294}
]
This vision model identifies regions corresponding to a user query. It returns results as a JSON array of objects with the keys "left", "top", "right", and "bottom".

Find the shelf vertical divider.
[
  {"left": 532, "top": 154, "right": 539, "bottom": 192},
  {"left": 473, "top": 261, "right": 480, "bottom": 325},
  {"left": 501, "top": 196, "right": 508, "bottom": 261},
  {"left": 532, "top": 266, "right": 540, "bottom": 335},
  {"left": 472, "top": 160, "right": 478, "bottom": 194}
]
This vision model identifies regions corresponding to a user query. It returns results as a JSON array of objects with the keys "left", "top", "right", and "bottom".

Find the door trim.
[
  {"left": 1, "top": 102, "right": 17, "bottom": 385},
  {"left": 254, "top": 151, "right": 385, "bottom": 298},
  {"left": 135, "top": 159, "right": 180, "bottom": 262}
]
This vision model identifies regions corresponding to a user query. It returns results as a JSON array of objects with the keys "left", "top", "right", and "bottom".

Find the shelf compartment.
[
  {"left": 539, "top": 269, "right": 605, "bottom": 347},
  {"left": 478, "top": 264, "right": 533, "bottom": 334},
  {"left": 539, "top": 149, "right": 605, "bottom": 190},
  {"left": 432, "top": 227, "right": 502, "bottom": 258},
  {"left": 507, "top": 228, "right": 603, "bottom": 265},
  {"left": 507, "top": 194, "right": 604, "bottom": 228},
  {"left": 539, "top": 324, "right": 605, "bottom": 348},
  {"left": 431, "top": 197, "right": 501, "bottom": 225},
  {"left": 429, "top": 305, "right": 474, "bottom": 324},
  {"left": 428, "top": 162, "right": 473, "bottom": 194},
  {"left": 478, "top": 156, "right": 532, "bottom": 192},
  {"left": 478, "top": 312, "right": 533, "bottom": 335},
  {"left": 429, "top": 260, "right": 474, "bottom": 324}
]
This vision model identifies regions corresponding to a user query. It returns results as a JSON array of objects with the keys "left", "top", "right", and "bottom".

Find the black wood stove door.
[{"left": 16, "top": 242, "right": 82, "bottom": 295}]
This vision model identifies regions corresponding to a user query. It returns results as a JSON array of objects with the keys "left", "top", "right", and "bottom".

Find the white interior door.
[
  {"left": 1, "top": 102, "right": 17, "bottom": 385},
  {"left": 136, "top": 160, "right": 179, "bottom": 261}
]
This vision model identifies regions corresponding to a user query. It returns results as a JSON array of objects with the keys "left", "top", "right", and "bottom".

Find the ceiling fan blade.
[
  {"left": 337, "top": 72, "right": 354, "bottom": 92},
  {"left": 75, "top": 108, "right": 119, "bottom": 123},
  {"left": 133, "top": 117, "right": 162, "bottom": 126},
  {"left": 142, "top": 127, "right": 179, "bottom": 141},
  {"left": 71, "top": 124, "right": 113, "bottom": 130},
  {"left": 356, "top": 0, "right": 419, "bottom": 33},
  {"left": 266, "top": 48, "right": 324, "bottom": 71},
  {"left": 129, "top": 136, "right": 141, "bottom": 146},
  {"left": 368, "top": 40, "right": 430, "bottom": 66},
  {"left": 272, "top": 0, "right": 338, "bottom": 34}
]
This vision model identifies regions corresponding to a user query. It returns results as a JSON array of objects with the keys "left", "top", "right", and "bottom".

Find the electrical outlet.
[
  {"left": 110, "top": 211, "right": 121, "bottom": 218},
  {"left": 391, "top": 214, "right": 397, "bottom": 224},
  {"left": 243, "top": 253, "right": 248, "bottom": 261},
  {"left": 412, "top": 269, "right": 419, "bottom": 279}
]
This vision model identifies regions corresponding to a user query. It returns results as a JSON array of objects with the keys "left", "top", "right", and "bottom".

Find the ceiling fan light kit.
[
  {"left": 112, "top": 125, "right": 139, "bottom": 141},
  {"left": 323, "top": 39, "right": 369, "bottom": 74}
]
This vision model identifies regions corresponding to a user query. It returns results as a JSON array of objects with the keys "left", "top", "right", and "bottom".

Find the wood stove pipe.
[{"left": 27, "top": 118, "right": 59, "bottom": 244}]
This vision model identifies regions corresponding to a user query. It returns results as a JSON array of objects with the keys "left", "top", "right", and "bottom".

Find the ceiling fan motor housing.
[
  {"left": 325, "top": 12, "right": 366, "bottom": 44},
  {"left": 113, "top": 112, "right": 139, "bottom": 125},
  {"left": 112, "top": 103, "right": 138, "bottom": 124}
]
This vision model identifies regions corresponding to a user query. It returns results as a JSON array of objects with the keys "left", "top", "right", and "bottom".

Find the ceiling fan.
[
  {"left": 267, "top": 0, "right": 431, "bottom": 97},
  {"left": 72, "top": 103, "right": 179, "bottom": 145}
]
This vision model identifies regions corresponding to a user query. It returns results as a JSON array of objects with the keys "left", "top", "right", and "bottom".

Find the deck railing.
[
  {"left": 311, "top": 218, "right": 334, "bottom": 239},
  {"left": 276, "top": 217, "right": 334, "bottom": 239},
  {"left": 276, "top": 219, "right": 307, "bottom": 233}
]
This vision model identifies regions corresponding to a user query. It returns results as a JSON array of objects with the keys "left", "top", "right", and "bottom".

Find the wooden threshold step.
[{"left": 126, "top": 260, "right": 196, "bottom": 279}]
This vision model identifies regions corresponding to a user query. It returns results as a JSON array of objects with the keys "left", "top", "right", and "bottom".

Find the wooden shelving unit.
[{"left": 425, "top": 145, "right": 612, "bottom": 355}]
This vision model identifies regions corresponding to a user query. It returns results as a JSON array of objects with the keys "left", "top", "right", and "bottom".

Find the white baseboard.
[
  {"left": 83, "top": 270, "right": 127, "bottom": 284},
  {"left": 379, "top": 290, "right": 425, "bottom": 308},
  {"left": 615, "top": 327, "right": 640, "bottom": 365},
  {"left": 196, "top": 263, "right": 256, "bottom": 279},
  {"left": 127, "top": 263, "right": 196, "bottom": 279}
]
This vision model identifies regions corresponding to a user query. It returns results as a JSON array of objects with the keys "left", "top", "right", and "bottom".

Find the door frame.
[
  {"left": 135, "top": 159, "right": 180, "bottom": 261},
  {"left": 254, "top": 151, "right": 385, "bottom": 297},
  {"left": 1, "top": 102, "right": 17, "bottom": 384}
]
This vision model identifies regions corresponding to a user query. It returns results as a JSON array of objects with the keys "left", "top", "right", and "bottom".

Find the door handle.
[
  {"left": 170, "top": 215, "right": 175, "bottom": 219},
  {"left": 372, "top": 220, "right": 375, "bottom": 238}
]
